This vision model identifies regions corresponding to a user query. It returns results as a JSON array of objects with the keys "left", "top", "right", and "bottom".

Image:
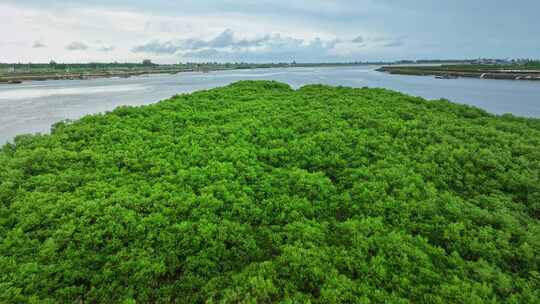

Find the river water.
[{"left": 1, "top": 66, "right": 539, "bottom": 144}]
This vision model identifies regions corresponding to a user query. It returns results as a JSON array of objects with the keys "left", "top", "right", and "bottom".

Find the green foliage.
[{"left": 1, "top": 81, "right": 539, "bottom": 303}]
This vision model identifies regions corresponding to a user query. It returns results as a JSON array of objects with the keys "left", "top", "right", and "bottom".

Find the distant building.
[
  {"left": 473, "top": 58, "right": 508, "bottom": 65},
  {"left": 8, "top": 66, "right": 15, "bottom": 73},
  {"left": 142, "top": 59, "right": 153, "bottom": 66}
]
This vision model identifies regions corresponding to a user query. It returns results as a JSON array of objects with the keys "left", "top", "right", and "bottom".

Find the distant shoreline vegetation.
[
  {"left": 2, "top": 58, "right": 538, "bottom": 84},
  {"left": 0, "top": 61, "right": 374, "bottom": 84},
  {"left": 377, "top": 61, "right": 540, "bottom": 81}
]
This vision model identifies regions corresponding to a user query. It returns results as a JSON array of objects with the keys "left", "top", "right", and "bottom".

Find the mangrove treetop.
[{"left": 1, "top": 81, "right": 539, "bottom": 303}]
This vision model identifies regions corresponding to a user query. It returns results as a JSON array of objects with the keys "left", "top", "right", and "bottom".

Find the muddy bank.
[
  {"left": 0, "top": 63, "right": 369, "bottom": 84},
  {"left": 377, "top": 66, "right": 540, "bottom": 81},
  {"left": 0, "top": 68, "right": 230, "bottom": 84}
]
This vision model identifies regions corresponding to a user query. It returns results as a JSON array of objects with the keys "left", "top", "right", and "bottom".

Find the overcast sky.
[{"left": 1, "top": 0, "right": 539, "bottom": 63}]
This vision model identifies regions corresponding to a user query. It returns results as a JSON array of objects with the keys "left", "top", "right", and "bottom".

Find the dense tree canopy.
[{"left": 1, "top": 81, "right": 539, "bottom": 303}]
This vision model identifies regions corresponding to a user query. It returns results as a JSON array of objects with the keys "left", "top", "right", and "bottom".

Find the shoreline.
[
  {"left": 0, "top": 64, "right": 369, "bottom": 84},
  {"left": 0, "top": 67, "right": 232, "bottom": 84},
  {"left": 376, "top": 66, "right": 540, "bottom": 81}
]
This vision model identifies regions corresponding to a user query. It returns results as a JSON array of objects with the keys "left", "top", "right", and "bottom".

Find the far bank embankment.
[{"left": 377, "top": 66, "right": 540, "bottom": 81}]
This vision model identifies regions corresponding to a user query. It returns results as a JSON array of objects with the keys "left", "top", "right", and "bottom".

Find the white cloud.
[
  {"left": 0, "top": 1, "right": 455, "bottom": 63},
  {"left": 32, "top": 41, "right": 46, "bottom": 48},
  {"left": 132, "top": 41, "right": 182, "bottom": 55},
  {"left": 132, "top": 29, "right": 352, "bottom": 62},
  {"left": 98, "top": 46, "right": 115, "bottom": 52},
  {"left": 0, "top": 2, "right": 372, "bottom": 63},
  {"left": 1, "top": 1, "right": 540, "bottom": 62},
  {"left": 352, "top": 36, "right": 364, "bottom": 43},
  {"left": 65, "top": 41, "right": 89, "bottom": 51},
  {"left": 383, "top": 40, "right": 404, "bottom": 48}
]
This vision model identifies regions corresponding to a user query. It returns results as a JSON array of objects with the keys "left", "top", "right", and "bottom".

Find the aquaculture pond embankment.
[
  {"left": 0, "top": 68, "right": 226, "bottom": 84},
  {"left": 377, "top": 66, "right": 540, "bottom": 81}
]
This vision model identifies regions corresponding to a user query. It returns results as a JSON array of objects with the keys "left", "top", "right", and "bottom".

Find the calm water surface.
[{"left": 1, "top": 66, "right": 539, "bottom": 144}]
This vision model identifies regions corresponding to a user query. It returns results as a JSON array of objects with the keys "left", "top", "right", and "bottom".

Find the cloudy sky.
[{"left": 1, "top": 0, "right": 539, "bottom": 63}]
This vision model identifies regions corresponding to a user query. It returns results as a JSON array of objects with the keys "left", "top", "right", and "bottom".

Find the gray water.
[{"left": 1, "top": 66, "right": 539, "bottom": 144}]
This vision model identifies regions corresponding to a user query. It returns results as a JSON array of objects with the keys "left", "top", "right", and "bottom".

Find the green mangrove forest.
[{"left": 1, "top": 81, "right": 539, "bottom": 303}]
